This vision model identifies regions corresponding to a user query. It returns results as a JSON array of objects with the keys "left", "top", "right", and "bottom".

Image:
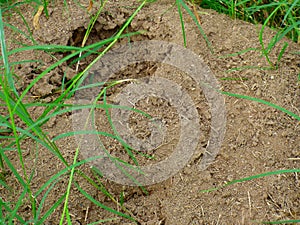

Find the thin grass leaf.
[
  {"left": 66, "top": 207, "right": 72, "bottom": 225},
  {"left": 75, "top": 182, "right": 135, "bottom": 221},
  {"left": 75, "top": 0, "right": 108, "bottom": 71},
  {"left": 246, "top": 2, "right": 282, "bottom": 12},
  {"left": 0, "top": 153, "right": 27, "bottom": 187},
  {"left": 5, "top": 126, "right": 64, "bottom": 163},
  {"left": 107, "top": 156, "right": 148, "bottom": 193},
  {"left": 218, "top": 47, "right": 259, "bottom": 58},
  {"left": 102, "top": 88, "right": 139, "bottom": 166},
  {"left": 221, "top": 90, "right": 300, "bottom": 121},
  {"left": 7, "top": 186, "right": 27, "bottom": 224},
  {"left": 88, "top": 218, "right": 119, "bottom": 225},
  {"left": 4, "top": 30, "right": 143, "bottom": 59},
  {"left": 112, "top": 157, "right": 146, "bottom": 175},
  {"left": 69, "top": 81, "right": 106, "bottom": 93},
  {"left": 94, "top": 137, "right": 146, "bottom": 188},
  {"left": 77, "top": 169, "right": 123, "bottom": 213},
  {"left": 11, "top": 47, "right": 91, "bottom": 114},
  {"left": 36, "top": 193, "right": 67, "bottom": 225},
  {"left": 77, "top": 168, "right": 137, "bottom": 219},
  {"left": 226, "top": 65, "right": 272, "bottom": 72},
  {"left": 275, "top": 21, "right": 300, "bottom": 46},
  {"left": 234, "top": 0, "right": 252, "bottom": 7},
  {"left": 42, "top": 0, "right": 49, "bottom": 18},
  {"left": 88, "top": 170, "right": 129, "bottom": 214},
  {"left": 178, "top": 0, "right": 213, "bottom": 53},
  {"left": 201, "top": 168, "right": 300, "bottom": 193},
  {"left": 70, "top": 31, "right": 144, "bottom": 66},
  {"left": 34, "top": 177, "right": 63, "bottom": 223},
  {"left": 260, "top": 219, "right": 300, "bottom": 224},
  {"left": 0, "top": 59, "right": 41, "bottom": 69},
  {"left": 0, "top": 1, "right": 24, "bottom": 12},
  {"left": 0, "top": 199, "right": 3, "bottom": 222},
  {"left": 276, "top": 42, "right": 288, "bottom": 67},
  {"left": 0, "top": 93, "right": 69, "bottom": 166},
  {"left": 0, "top": 9, "right": 17, "bottom": 96},
  {"left": 59, "top": 146, "right": 80, "bottom": 225},
  {"left": 91, "top": 168, "right": 113, "bottom": 199},
  {"left": 120, "top": 191, "right": 125, "bottom": 206},
  {"left": 3, "top": 22, "right": 34, "bottom": 44},
  {"left": 0, "top": 178, "right": 9, "bottom": 189},
  {"left": 259, "top": 4, "right": 282, "bottom": 68},
  {"left": 282, "top": 0, "right": 299, "bottom": 26},
  {"left": 52, "top": 130, "right": 120, "bottom": 142},
  {"left": 91, "top": 166, "right": 103, "bottom": 178},
  {"left": 0, "top": 198, "right": 26, "bottom": 224},
  {"left": 35, "top": 156, "right": 102, "bottom": 197},
  {"left": 5, "top": 45, "right": 82, "bottom": 57},
  {"left": 176, "top": 0, "right": 187, "bottom": 47},
  {"left": 14, "top": 7, "right": 37, "bottom": 45},
  {"left": 265, "top": 22, "right": 298, "bottom": 54},
  {"left": 84, "top": 131, "right": 147, "bottom": 191}
]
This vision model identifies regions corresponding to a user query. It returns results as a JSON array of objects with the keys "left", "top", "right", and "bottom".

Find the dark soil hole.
[
  {"left": 65, "top": 16, "right": 152, "bottom": 71},
  {"left": 64, "top": 21, "right": 120, "bottom": 70}
]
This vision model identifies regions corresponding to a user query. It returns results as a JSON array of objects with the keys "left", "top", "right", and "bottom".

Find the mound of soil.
[{"left": 2, "top": 0, "right": 299, "bottom": 224}]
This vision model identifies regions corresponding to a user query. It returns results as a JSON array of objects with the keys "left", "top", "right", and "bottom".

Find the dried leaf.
[
  {"left": 33, "top": 5, "right": 44, "bottom": 30},
  {"left": 87, "top": 0, "right": 93, "bottom": 12}
]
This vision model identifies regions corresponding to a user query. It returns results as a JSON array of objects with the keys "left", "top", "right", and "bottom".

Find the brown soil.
[{"left": 1, "top": 0, "right": 300, "bottom": 224}]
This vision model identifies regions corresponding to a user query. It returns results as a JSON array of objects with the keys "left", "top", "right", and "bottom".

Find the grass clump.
[
  {"left": 198, "top": 0, "right": 300, "bottom": 43},
  {"left": 0, "top": 0, "right": 150, "bottom": 224}
]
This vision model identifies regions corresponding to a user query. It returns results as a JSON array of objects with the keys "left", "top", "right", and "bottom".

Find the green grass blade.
[
  {"left": 7, "top": 187, "right": 27, "bottom": 224},
  {"left": 75, "top": 0, "right": 108, "bottom": 70},
  {"left": 0, "top": 59, "right": 42, "bottom": 69},
  {"left": 276, "top": 21, "right": 300, "bottom": 45},
  {"left": 276, "top": 42, "right": 288, "bottom": 67},
  {"left": 75, "top": 182, "right": 135, "bottom": 221},
  {"left": 0, "top": 9, "right": 17, "bottom": 96},
  {"left": 220, "top": 91, "right": 300, "bottom": 121},
  {"left": 14, "top": 7, "right": 37, "bottom": 45},
  {"left": 201, "top": 169, "right": 300, "bottom": 193},
  {"left": 260, "top": 219, "right": 300, "bottom": 224},
  {"left": 52, "top": 130, "right": 120, "bottom": 142},
  {"left": 34, "top": 177, "right": 63, "bottom": 223},
  {"left": 282, "top": 0, "right": 299, "bottom": 26},
  {"left": 59, "top": 147, "right": 80, "bottom": 225},
  {"left": 0, "top": 153, "right": 26, "bottom": 187},
  {"left": 0, "top": 89, "right": 68, "bottom": 166},
  {"left": 65, "top": 207, "right": 72, "bottom": 225},
  {"left": 226, "top": 65, "right": 272, "bottom": 72},
  {"left": 3, "top": 22, "right": 34, "bottom": 44},
  {"left": 246, "top": 2, "right": 282, "bottom": 12},
  {"left": 0, "top": 198, "right": 26, "bottom": 224},
  {"left": 176, "top": 0, "right": 187, "bottom": 47},
  {"left": 36, "top": 193, "right": 67, "bottom": 225},
  {"left": 259, "top": 4, "right": 282, "bottom": 68},
  {"left": 218, "top": 47, "right": 259, "bottom": 58},
  {"left": 87, "top": 218, "right": 119, "bottom": 225},
  {"left": 178, "top": 0, "right": 213, "bottom": 53},
  {"left": 102, "top": 88, "right": 139, "bottom": 166},
  {"left": 0, "top": 1, "right": 24, "bottom": 12},
  {"left": 0, "top": 178, "right": 8, "bottom": 189},
  {"left": 35, "top": 156, "right": 102, "bottom": 197}
]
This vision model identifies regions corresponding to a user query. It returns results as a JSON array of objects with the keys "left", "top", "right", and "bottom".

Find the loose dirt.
[{"left": 1, "top": 0, "right": 300, "bottom": 224}]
